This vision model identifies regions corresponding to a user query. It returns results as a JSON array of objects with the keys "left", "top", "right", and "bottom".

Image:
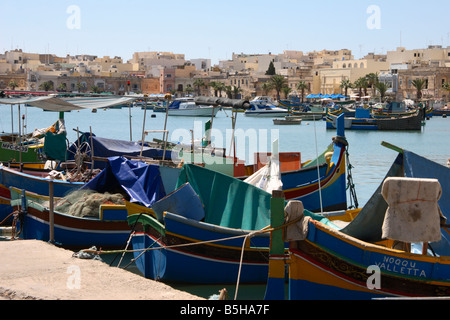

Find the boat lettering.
[
  {"left": 375, "top": 256, "right": 426, "bottom": 277},
  {"left": 1, "top": 143, "right": 29, "bottom": 153}
]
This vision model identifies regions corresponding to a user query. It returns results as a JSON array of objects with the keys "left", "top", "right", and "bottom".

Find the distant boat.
[
  {"left": 273, "top": 117, "right": 302, "bottom": 125},
  {"left": 325, "top": 108, "right": 424, "bottom": 130},
  {"left": 244, "top": 101, "right": 288, "bottom": 117},
  {"left": 153, "top": 98, "right": 219, "bottom": 117}
]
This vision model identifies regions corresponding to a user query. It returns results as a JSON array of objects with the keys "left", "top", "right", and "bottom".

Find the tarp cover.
[
  {"left": 82, "top": 156, "right": 166, "bottom": 208},
  {"left": 381, "top": 177, "right": 442, "bottom": 243},
  {"left": 67, "top": 132, "right": 175, "bottom": 169},
  {"left": 403, "top": 150, "right": 450, "bottom": 256},
  {"left": 176, "top": 164, "right": 271, "bottom": 230}
]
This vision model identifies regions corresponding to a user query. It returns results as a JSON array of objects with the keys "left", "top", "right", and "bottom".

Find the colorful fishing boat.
[
  {"left": 265, "top": 142, "right": 450, "bottom": 300},
  {"left": 326, "top": 108, "right": 424, "bottom": 131},
  {"left": 8, "top": 157, "right": 169, "bottom": 249},
  {"left": 125, "top": 115, "right": 352, "bottom": 284},
  {"left": 0, "top": 164, "right": 84, "bottom": 224}
]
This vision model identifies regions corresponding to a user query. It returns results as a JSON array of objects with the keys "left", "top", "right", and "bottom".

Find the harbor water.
[{"left": 1, "top": 104, "right": 449, "bottom": 299}]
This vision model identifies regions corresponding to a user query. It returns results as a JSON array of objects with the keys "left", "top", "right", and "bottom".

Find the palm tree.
[
  {"left": 296, "top": 81, "right": 308, "bottom": 102},
  {"left": 216, "top": 82, "right": 226, "bottom": 97},
  {"left": 8, "top": 80, "right": 18, "bottom": 90},
  {"left": 412, "top": 78, "right": 426, "bottom": 101},
  {"left": 39, "top": 81, "right": 53, "bottom": 92},
  {"left": 261, "top": 82, "right": 272, "bottom": 96},
  {"left": 208, "top": 81, "right": 219, "bottom": 96},
  {"left": 353, "top": 78, "right": 367, "bottom": 101},
  {"left": 282, "top": 86, "right": 292, "bottom": 99},
  {"left": 269, "top": 75, "right": 287, "bottom": 101},
  {"left": 374, "top": 82, "right": 388, "bottom": 102},
  {"left": 339, "top": 79, "right": 351, "bottom": 98},
  {"left": 366, "top": 73, "right": 379, "bottom": 97},
  {"left": 193, "top": 78, "right": 205, "bottom": 96},
  {"left": 232, "top": 86, "right": 242, "bottom": 99}
]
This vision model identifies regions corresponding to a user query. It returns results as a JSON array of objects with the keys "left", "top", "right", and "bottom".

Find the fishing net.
[{"left": 54, "top": 190, "right": 125, "bottom": 218}]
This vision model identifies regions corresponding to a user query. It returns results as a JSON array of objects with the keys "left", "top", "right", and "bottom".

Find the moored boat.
[
  {"left": 244, "top": 101, "right": 288, "bottom": 117},
  {"left": 265, "top": 142, "right": 450, "bottom": 300},
  {"left": 153, "top": 98, "right": 219, "bottom": 117}
]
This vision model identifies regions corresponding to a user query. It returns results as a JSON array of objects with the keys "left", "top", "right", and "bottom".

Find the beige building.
[
  {"left": 316, "top": 57, "right": 389, "bottom": 95},
  {"left": 387, "top": 46, "right": 450, "bottom": 67}
]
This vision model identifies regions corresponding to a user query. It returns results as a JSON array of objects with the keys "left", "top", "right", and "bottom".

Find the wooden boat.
[
  {"left": 265, "top": 142, "right": 450, "bottom": 300},
  {"left": 0, "top": 164, "right": 84, "bottom": 224},
  {"left": 430, "top": 107, "right": 450, "bottom": 117},
  {"left": 325, "top": 108, "right": 424, "bottom": 131},
  {"left": 273, "top": 117, "right": 302, "bottom": 125},
  {"left": 288, "top": 111, "right": 324, "bottom": 121},
  {"left": 9, "top": 187, "right": 131, "bottom": 250},
  {"left": 7, "top": 157, "right": 169, "bottom": 249},
  {"left": 126, "top": 162, "right": 360, "bottom": 284}
]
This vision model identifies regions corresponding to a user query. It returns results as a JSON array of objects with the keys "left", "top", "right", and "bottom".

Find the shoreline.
[{"left": 0, "top": 239, "right": 204, "bottom": 300}]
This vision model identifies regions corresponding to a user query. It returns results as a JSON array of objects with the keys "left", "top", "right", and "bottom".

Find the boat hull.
[
  {"left": 0, "top": 165, "right": 83, "bottom": 223},
  {"left": 129, "top": 212, "right": 271, "bottom": 284},
  {"left": 153, "top": 106, "right": 219, "bottom": 117},
  {"left": 10, "top": 188, "right": 130, "bottom": 250},
  {"left": 288, "top": 219, "right": 450, "bottom": 299}
]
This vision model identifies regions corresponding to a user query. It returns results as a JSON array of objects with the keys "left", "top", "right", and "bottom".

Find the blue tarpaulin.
[
  {"left": 67, "top": 132, "right": 175, "bottom": 169},
  {"left": 82, "top": 156, "right": 166, "bottom": 208}
]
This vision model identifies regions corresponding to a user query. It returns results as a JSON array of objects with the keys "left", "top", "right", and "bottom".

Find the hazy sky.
[{"left": 1, "top": 0, "right": 449, "bottom": 64}]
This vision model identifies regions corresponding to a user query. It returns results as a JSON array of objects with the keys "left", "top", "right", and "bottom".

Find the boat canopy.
[
  {"left": 0, "top": 96, "right": 137, "bottom": 112},
  {"left": 175, "top": 164, "right": 271, "bottom": 231}
]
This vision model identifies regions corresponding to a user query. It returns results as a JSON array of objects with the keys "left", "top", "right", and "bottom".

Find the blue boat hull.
[
  {"left": 0, "top": 166, "right": 83, "bottom": 224},
  {"left": 130, "top": 212, "right": 272, "bottom": 284}
]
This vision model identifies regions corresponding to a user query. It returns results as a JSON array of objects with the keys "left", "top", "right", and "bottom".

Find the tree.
[
  {"left": 91, "top": 85, "right": 101, "bottom": 94},
  {"left": 353, "top": 77, "right": 369, "bottom": 101},
  {"left": 193, "top": 78, "right": 205, "bottom": 96},
  {"left": 261, "top": 82, "right": 272, "bottom": 96},
  {"left": 57, "top": 83, "right": 67, "bottom": 92},
  {"left": 366, "top": 73, "right": 379, "bottom": 97},
  {"left": 39, "top": 81, "right": 53, "bottom": 92},
  {"left": 340, "top": 79, "right": 351, "bottom": 98},
  {"left": 269, "top": 75, "right": 287, "bottom": 101},
  {"left": 282, "top": 86, "right": 292, "bottom": 99},
  {"left": 374, "top": 82, "right": 388, "bottom": 102},
  {"left": 208, "top": 81, "right": 219, "bottom": 96},
  {"left": 184, "top": 85, "right": 194, "bottom": 96},
  {"left": 296, "top": 81, "right": 308, "bottom": 103},
  {"left": 232, "top": 86, "right": 242, "bottom": 99},
  {"left": 412, "top": 78, "right": 426, "bottom": 101},
  {"left": 8, "top": 80, "right": 18, "bottom": 90},
  {"left": 265, "top": 61, "right": 276, "bottom": 75}
]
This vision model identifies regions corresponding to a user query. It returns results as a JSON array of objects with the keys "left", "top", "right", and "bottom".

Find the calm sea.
[{"left": 1, "top": 104, "right": 449, "bottom": 299}]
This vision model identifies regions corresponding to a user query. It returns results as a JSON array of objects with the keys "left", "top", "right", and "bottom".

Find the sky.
[{"left": 1, "top": 0, "right": 449, "bottom": 64}]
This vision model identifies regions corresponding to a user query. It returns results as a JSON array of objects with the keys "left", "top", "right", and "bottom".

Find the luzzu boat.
[
  {"left": 265, "top": 142, "right": 450, "bottom": 300},
  {"left": 8, "top": 157, "right": 168, "bottom": 250},
  {"left": 125, "top": 115, "right": 353, "bottom": 284}
]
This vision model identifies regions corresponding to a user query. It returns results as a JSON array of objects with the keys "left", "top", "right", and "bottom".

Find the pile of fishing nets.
[{"left": 54, "top": 190, "right": 125, "bottom": 218}]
